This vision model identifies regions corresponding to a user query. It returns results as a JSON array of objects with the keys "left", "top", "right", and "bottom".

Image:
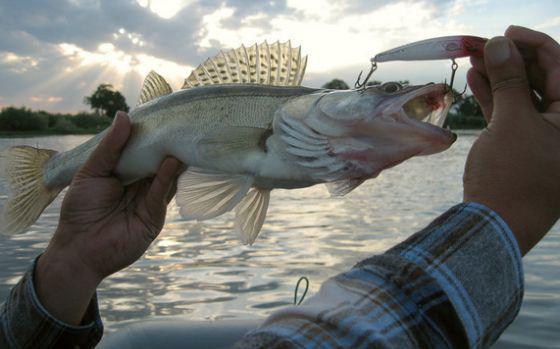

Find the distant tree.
[
  {"left": 84, "top": 84, "right": 129, "bottom": 118},
  {"left": 322, "top": 79, "right": 350, "bottom": 90}
]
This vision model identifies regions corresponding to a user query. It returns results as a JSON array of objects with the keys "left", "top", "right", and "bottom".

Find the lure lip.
[{"left": 372, "top": 35, "right": 487, "bottom": 63}]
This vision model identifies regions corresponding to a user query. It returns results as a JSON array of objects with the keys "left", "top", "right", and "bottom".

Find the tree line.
[
  {"left": 0, "top": 84, "right": 128, "bottom": 134},
  {"left": 0, "top": 79, "right": 485, "bottom": 135}
]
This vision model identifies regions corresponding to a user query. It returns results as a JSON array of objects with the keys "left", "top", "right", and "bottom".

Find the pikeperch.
[{"left": 0, "top": 41, "right": 455, "bottom": 244}]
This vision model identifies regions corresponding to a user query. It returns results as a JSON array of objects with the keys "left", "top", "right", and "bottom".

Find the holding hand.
[
  {"left": 464, "top": 26, "right": 560, "bottom": 255},
  {"left": 35, "top": 112, "right": 183, "bottom": 324}
]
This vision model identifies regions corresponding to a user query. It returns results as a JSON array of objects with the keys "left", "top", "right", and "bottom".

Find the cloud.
[
  {"left": 196, "top": 0, "right": 469, "bottom": 74},
  {"left": 0, "top": 0, "right": 558, "bottom": 112},
  {"left": 536, "top": 16, "right": 560, "bottom": 30}
]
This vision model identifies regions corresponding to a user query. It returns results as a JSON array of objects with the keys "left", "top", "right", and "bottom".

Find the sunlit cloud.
[
  {"left": 0, "top": 52, "right": 39, "bottom": 73},
  {"left": 113, "top": 28, "right": 146, "bottom": 47},
  {"left": 58, "top": 42, "right": 193, "bottom": 88},
  {"left": 197, "top": 1, "right": 468, "bottom": 73},
  {"left": 136, "top": 0, "right": 195, "bottom": 19},
  {"left": 30, "top": 96, "right": 63, "bottom": 104}
]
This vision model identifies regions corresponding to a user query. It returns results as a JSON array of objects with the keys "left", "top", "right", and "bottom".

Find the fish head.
[{"left": 285, "top": 82, "right": 456, "bottom": 180}]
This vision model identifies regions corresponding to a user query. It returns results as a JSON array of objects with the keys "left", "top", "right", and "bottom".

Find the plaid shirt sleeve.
[
  {"left": 0, "top": 256, "right": 103, "bottom": 349},
  {"left": 236, "top": 202, "right": 524, "bottom": 349}
]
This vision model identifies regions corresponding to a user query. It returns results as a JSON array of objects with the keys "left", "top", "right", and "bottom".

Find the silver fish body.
[{"left": 44, "top": 84, "right": 322, "bottom": 191}]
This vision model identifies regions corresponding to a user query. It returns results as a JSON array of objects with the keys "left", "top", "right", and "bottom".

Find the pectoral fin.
[
  {"left": 235, "top": 187, "right": 270, "bottom": 245},
  {"left": 175, "top": 167, "right": 253, "bottom": 220}
]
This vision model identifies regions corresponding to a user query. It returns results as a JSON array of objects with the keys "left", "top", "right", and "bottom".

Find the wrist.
[
  {"left": 462, "top": 195, "right": 543, "bottom": 256},
  {"left": 35, "top": 248, "right": 101, "bottom": 325}
]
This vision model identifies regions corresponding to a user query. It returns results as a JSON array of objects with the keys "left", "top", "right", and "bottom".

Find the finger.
[
  {"left": 505, "top": 25, "right": 560, "bottom": 58},
  {"left": 80, "top": 111, "right": 131, "bottom": 177},
  {"left": 483, "top": 36, "right": 534, "bottom": 118},
  {"left": 470, "top": 56, "right": 488, "bottom": 79},
  {"left": 467, "top": 68, "right": 493, "bottom": 123},
  {"left": 505, "top": 25, "right": 560, "bottom": 102},
  {"left": 542, "top": 112, "right": 560, "bottom": 130},
  {"left": 143, "top": 157, "right": 183, "bottom": 218}
]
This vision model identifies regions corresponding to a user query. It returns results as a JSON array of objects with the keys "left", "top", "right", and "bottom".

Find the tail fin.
[{"left": 0, "top": 146, "right": 61, "bottom": 235}]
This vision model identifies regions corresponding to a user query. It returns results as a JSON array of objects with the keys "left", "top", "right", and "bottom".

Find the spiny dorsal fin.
[
  {"left": 138, "top": 71, "right": 173, "bottom": 106},
  {"left": 182, "top": 41, "right": 307, "bottom": 89}
]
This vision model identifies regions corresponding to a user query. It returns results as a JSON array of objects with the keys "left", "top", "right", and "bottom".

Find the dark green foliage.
[
  {"left": 445, "top": 90, "right": 486, "bottom": 129},
  {"left": 0, "top": 107, "right": 112, "bottom": 134},
  {"left": 322, "top": 79, "right": 350, "bottom": 90},
  {"left": 0, "top": 107, "right": 48, "bottom": 131},
  {"left": 84, "top": 84, "right": 129, "bottom": 118},
  {"left": 52, "top": 117, "right": 78, "bottom": 134},
  {"left": 72, "top": 112, "right": 111, "bottom": 130}
]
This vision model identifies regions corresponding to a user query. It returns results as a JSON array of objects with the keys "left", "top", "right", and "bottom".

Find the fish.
[{"left": 0, "top": 41, "right": 456, "bottom": 244}]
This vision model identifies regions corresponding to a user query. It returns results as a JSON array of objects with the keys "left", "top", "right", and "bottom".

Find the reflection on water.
[{"left": 0, "top": 133, "right": 558, "bottom": 348}]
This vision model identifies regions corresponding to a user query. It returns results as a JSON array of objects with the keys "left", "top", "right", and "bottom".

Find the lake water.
[{"left": 0, "top": 133, "right": 558, "bottom": 348}]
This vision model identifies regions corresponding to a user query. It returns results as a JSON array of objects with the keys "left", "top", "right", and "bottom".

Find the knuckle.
[{"left": 491, "top": 77, "right": 529, "bottom": 93}]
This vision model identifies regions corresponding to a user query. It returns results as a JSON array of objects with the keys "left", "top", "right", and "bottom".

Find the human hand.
[
  {"left": 35, "top": 112, "right": 183, "bottom": 324},
  {"left": 463, "top": 26, "right": 560, "bottom": 255}
]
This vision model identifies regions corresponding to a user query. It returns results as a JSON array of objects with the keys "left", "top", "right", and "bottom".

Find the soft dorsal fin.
[
  {"left": 182, "top": 41, "right": 307, "bottom": 89},
  {"left": 235, "top": 187, "right": 270, "bottom": 245},
  {"left": 175, "top": 167, "right": 253, "bottom": 221},
  {"left": 138, "top": 71, "right": 173, "bottom": 106}
]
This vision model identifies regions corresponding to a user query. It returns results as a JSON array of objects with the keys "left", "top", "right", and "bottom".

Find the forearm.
[
  {"left": 0, "top": 256, "right": 103, "bottom": 349},
  {"left": 236, "top": 203, "right": 524, "bottom": 348}
]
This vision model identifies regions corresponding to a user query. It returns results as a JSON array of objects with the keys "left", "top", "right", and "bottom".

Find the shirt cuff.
[
  {"left": 1, "top": 256, "right": 103, "bottom": 348},
  {"left": 378, "top": 202, "right": 524, "bottom": 348}
]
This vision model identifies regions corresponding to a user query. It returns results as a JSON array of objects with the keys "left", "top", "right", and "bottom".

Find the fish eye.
[{"left": 381, "top": 82, "right": 402, "bottom": 93}]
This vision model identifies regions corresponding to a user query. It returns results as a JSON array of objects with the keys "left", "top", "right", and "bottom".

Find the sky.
[{"left": 0, "top": 0, "right": 559, "bottom": 113}]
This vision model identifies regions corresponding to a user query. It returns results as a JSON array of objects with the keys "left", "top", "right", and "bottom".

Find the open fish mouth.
[{"left": 400, "top": 83, "right": 453, "bottom": 128}]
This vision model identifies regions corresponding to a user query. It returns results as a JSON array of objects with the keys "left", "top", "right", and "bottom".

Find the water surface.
[{"left": 0, "top": 133, "right": 558, "bottom": 348}]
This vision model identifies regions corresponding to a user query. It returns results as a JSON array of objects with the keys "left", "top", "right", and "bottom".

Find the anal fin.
[{"left": 235, "top": 187, "right": 270, "bottom": 245}]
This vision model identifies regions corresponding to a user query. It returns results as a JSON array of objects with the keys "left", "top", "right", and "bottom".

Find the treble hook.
[
  {"left": 449, "top": 58, "right": 459, "bottom": 92},
  {"left": 355, "top": 61, "right": 377, "bottom": 91},
  {"left": 446, "top": 58, "right": 468, "bottom": 102}
]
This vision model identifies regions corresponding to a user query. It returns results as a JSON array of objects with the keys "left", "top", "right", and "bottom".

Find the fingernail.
[{"left": 485, "top": 37, "right": 511, "bottom": 66}]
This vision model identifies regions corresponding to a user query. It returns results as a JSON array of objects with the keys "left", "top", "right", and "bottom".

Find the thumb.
[
  {"left": 484, "top": 36, "right": 534, "bottom": 117},
  {"left": 80, "top": 111, "right": 131, "bottom": 177}
]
